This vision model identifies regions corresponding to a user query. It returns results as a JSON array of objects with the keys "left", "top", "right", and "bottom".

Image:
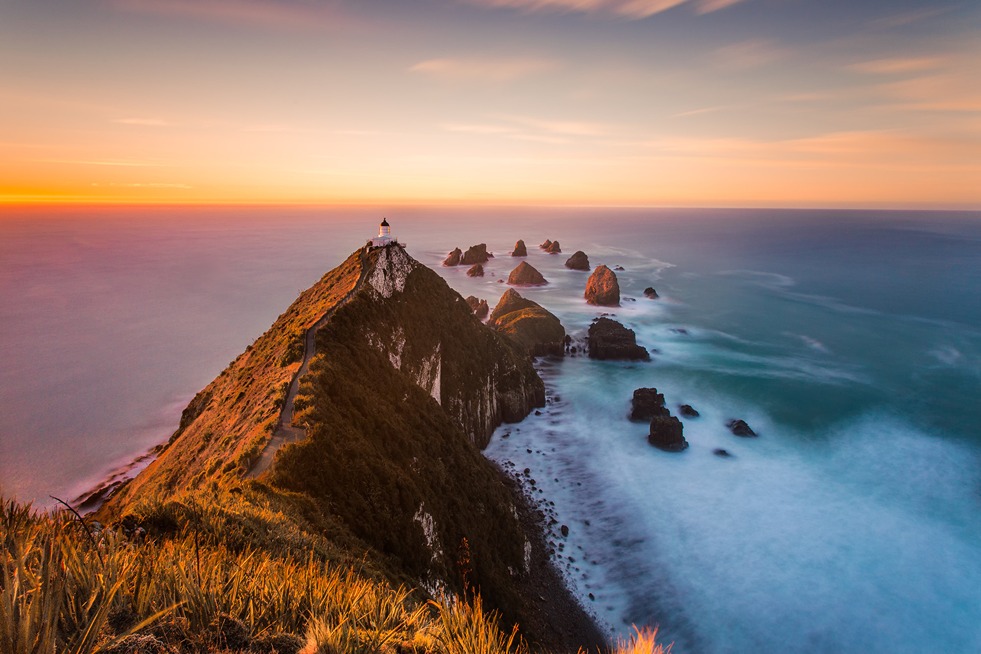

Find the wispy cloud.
[
  {"left": 410, "top": 57, "right": 558, "bottom": 82},
  {"left": 877, "top": 74, "right": 981, "bottom": 113},
  {"left": 461, "top": 0, "right": 747, "bottom": 19},
  {"left": 442, "top": 113, "right": 611, "bottom": 145},
  {"left": 871, "top": 6, "right": 955, "bottom": 29},
  {"left": 113, "top": 117, "right": 171, "bottom": 126},
  {"left": 713, "top": 39, "right": 786, "bottom": 69},
  {"left": 851, "top": 57, "right": 946, "bottom": 75},
  {"left": 109, "top": 0, "right": 341, "bottom": 31}
]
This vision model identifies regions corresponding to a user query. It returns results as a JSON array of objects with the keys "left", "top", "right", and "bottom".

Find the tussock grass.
[{"left": 3, "top": 497, "right": 669, "bottom": 653}]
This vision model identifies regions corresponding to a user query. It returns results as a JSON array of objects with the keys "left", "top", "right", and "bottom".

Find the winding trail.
[{"left": 247, "top": 251, "right": 370, "bottom": 478}]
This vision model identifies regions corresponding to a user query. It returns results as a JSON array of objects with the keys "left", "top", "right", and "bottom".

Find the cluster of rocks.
[
  {"left": 443, "top": 243, "right": 493, "bottom": 267},
  {"left": 628, "top": 387, "right": 758, "bottom": 454},
  {"left": 540, "top": 239, "right": 562, "bottom": 254},
  {"left": 465, "top": 295, "right": 489, "bottom": 320},
  {"left": 629, "top": 387, "right": 688, "bottom": 452}
]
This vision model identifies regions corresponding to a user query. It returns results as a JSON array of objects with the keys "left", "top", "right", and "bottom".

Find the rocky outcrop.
[
  {"left": 508, "top": 261, "right": 548, "bottom": 286},
  {"left": 727, "top": 419, "right": 757, "bottom": 437},
  {"left": 643, "top": 287, "right": 659, "bottom": 299},
  {"left": 489, "top": 289, "right": 565, "bottom": 357},
  {"left": 648, "top": 415, "right": 688, "bottom": 452},
  {"left": 461, "top": 243, "right": 491, "bottom": 266},
  {"left": 679, "top": 404, "right": 700, "bottom": 418},
  {"left": 540, "top": 239, "right": 552, "bottom": 250},
  {"left": 443, "top": 248, "right": 462, "bottom": 267},
  {"left": 588, "top": 318, "right": 649, "bottom": 361},
  {"left": 467, "top": 264, "right": 484, "bottom": 277},
  {"left": 512, "top": 240, "right": 527, "bottom": 257},
  {"left": 546, "top": 241, "right": 561, "bottom": 254},
  {"left": 565, "top": 251, "right": 590, "bottom": 271},
  {"left": 630, "top": 388, "right": 669, "bottom": 422},
  {"left": 585, "top": 265, "right": 620, "bottom": 306},
  {"left": 465, "top": 295, "right": 489, "bottom": 320}
]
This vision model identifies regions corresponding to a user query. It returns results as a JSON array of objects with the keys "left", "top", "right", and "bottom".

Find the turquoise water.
[{"left": 2, "top": 206, "right": 980, "bottom": 651}]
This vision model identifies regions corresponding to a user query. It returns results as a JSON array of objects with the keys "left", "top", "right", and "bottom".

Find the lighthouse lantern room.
[{"left": 370, "top": 218, "right": 394, "bottom": 248}]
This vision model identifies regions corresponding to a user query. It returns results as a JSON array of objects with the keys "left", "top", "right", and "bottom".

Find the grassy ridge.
[{"left": 103, "top": 251, "right": 364, "bottom": 511}]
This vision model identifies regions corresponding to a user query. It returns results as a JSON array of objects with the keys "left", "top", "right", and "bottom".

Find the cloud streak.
[
  {"left": 109, "top": 0, "right": 342, "bottom": 31},
  {"left": 461, "top": 0, "right": 747, "bottom": 19},
  {"left": 410, "top": 57, "right": 558, "bottom": 82}
]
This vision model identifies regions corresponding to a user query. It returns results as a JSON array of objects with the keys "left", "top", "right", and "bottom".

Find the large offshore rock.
[
  {"left": 507, "top": 261, "right": 548, "bottom": 286},
  {"left": 585, "top": 265, "right": 620, "bottom": 306},
  {"left": 489, "top": 288, "right": 565, "bottom": 357},
  {"left": 588, "top": 317, "right": 649, "bottom": 361}
]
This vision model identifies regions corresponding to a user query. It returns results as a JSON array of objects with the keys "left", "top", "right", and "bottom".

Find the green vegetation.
[
  {"left": 3, "top": 498, "right": 669, "bottom": 653},
  {"left": 103, "top": 251, "right": 364, "bottom": 510}
]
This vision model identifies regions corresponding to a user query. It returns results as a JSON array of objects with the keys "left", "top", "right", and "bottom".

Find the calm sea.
[{"left": 2, "top": 206, "right": 980, "bottom": 652}]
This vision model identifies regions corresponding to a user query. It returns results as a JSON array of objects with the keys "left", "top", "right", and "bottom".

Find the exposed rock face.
[
  {"left": 461, "top": 243, "right": 491, "bottom": 266},
  {"left": 507, "top": 261, "right": 548, "bottom": 286},
  {"left": 467, "top": 264, "right": 484, "bottom": 277},
  {"left": 648, "top": 415, "right": 688, "bottom": 452},
  {"left": 540, "top": 239, "right": 552, "bottom": 250},
  {"left": 489, "top": 288, "right": 565, "bottom": 357},
  {"left": 465, "top": 295, "right": 489, "bottom": 320},
  {"left": 643, "top": 287, "right": 659, "bottom": 299},
  {"left": 512, "top": 240, "right": 527, "bottom": 257},
  {"left": 443, "top": 248, "right": 462, "bottom": 267},
  {"left": 679, "top": 404, "right": 700, "bottom": 418},
  {"left": 630, "top": 387, "right": 669, "bottom": 422},
  {"left": 585, "top": 265, "right": 620, "bottom": 306},
  {"left": 728, "top": 419, "right": 757, "bottom": 437},
  {"left": 565, "top": 251, "right": 590, "bottom": 271},
  {"left": 588, "top": 317, "right": 649, "bottom": 361}
]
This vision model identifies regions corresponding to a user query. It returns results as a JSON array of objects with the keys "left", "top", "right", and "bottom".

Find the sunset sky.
[{"left": 2, "top": 0, "right": 979, "bottom": 207}]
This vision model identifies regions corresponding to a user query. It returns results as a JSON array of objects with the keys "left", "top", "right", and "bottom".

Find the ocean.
[{"left": 2, "top": 206, "right": 980, "bottom": 652}]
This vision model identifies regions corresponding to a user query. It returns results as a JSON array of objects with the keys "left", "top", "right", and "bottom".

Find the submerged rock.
[
  {"left": 443, "top": 247, "right": 462, "bottom": 267},
  {"left": 643, "top": 287, "right": 659, "bottom": 299},
  {"left": 630, "top": 387, "right": 669, "bottom": 422},
  {"left": 648, "top": 415, "right": 688, "bottom": 452},
  {"left": 508, "top": 261, "right": 548, "bottom": 286},
  {"left": 587, "top": 317, "right": 649, "bottom": 361},
  {"left": 679, "top": 404, "right": 700, "bottom": 418},
  {"left": 713, "top": 448, "right": 732, "bottom": 458},
  {"left": 467, "top": 264, "right": 484, "bottom": 277},
  {"left": 727, "top": 419, "right": 757, "bottom": 437},
  {"left": 512, "top": 240, "right": 527, "bottom": 257},
  {"left": 585, "top": 265, "right": 620, "bottom": 306},
  {"left": 565, "top": 251, "right": 590, "bottom": 271},
  {"left": 489, "top": 288, "right": 565, "bottom": 357},
  {"left": 460, "top": 243, "right": 491, "bottom": 266}
]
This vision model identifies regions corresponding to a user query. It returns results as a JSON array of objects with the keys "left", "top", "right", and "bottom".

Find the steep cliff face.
[{"left": 334, "top": 245, "right": 544, "bottom": 448}]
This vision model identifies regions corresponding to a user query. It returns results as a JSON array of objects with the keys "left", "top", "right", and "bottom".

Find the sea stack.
[
  {"left": 508, "top": 261, "right": 548, "bottom": 286},
  {"left": 489, "top": 288, "right": 565, "bottom": 357},
  {"left": 565, "top": 251, "right": 590, "bottom": 271},
  {"left": 467, "top": 264, "right": 484, "bottom": 277},
  {"left": 546, "top": 241, "right": 561, "bottom": 254},
  {"left": 512, "top": 240, "right": 527, "bottom": 257},
  {"left": 585, "top": 265, "right": 620, "bottom": 306},
  {"left": 460, "top": 243, "right": 491, "bottom": 265},
  {"left": 443, "top": 248, "right": 462, "bottom": 266}
]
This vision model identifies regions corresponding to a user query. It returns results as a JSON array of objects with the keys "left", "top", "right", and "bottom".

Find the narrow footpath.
[{"left": 247, "top": 251, "right": 369, "bottom": 478}]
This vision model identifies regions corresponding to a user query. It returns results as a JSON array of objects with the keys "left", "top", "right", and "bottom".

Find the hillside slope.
[{"left": 98, "top": 244, "right": 600, "bottom": 648}]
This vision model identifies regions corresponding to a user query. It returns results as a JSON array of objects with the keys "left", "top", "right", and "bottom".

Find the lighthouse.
[{"left": 370, "top": 218, "right": 394, "bottom": 248}]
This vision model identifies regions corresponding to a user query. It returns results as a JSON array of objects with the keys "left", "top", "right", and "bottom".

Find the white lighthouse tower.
[{"left": 370, "top": 218, "right": 395, "bottom": 248}]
